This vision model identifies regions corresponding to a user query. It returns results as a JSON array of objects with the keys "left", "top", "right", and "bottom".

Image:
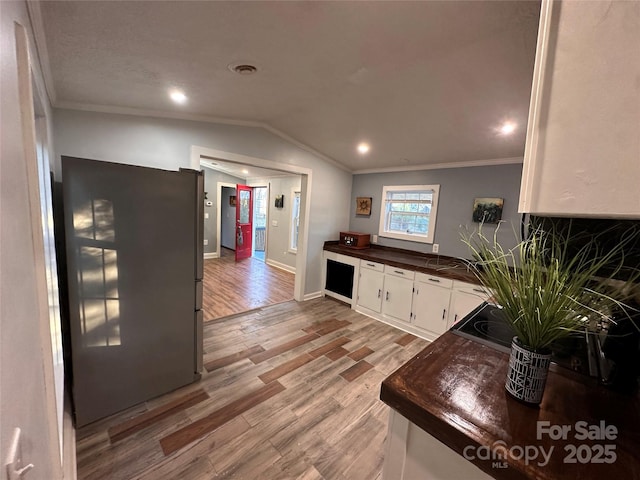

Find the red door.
[{"left": 235, "top": 184, "right": 253, "bottom": 261}]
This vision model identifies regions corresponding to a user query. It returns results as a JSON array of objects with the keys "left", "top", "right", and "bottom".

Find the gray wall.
[
  {"left": 202, "top": 167, "right": 244, "bottom": 254},
  {"left": 53, "top": 109, "right": 353, "bottom": 295},
  {"left": 349, "top": 163, "right": 524, "bottom": 259},
  {"left": 1, "top": 1, "right": 61, "bottom": 477},
  {"left": 220, "top": 186, "right": 237, "bottom": 250},
  {"left": 250, "top": 175, "right": 302, "bottom": 270}
]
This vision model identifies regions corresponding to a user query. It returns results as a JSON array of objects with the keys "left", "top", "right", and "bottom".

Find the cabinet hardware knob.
[
  {"left": 367, "top": 263, "right": 375, "bottom": 267},
  {"left": 429, "top": 278, "right": 441, "bottom": 283},
  {"left": 386, "top": 291, "right": 390, "bottom": 301},
  {"left": 394, "top": 270, "right": 404, "bottom": 275},
  {"left": 442, "top": 309, "right": 446, "bottom": 320},
  {"left": 377, "top": 289, "right": 381, "bottom": 298}
]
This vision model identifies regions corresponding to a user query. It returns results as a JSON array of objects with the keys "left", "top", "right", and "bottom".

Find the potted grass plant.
[{"left": 463, "top": 222, "right": 639, "bottom": 405}]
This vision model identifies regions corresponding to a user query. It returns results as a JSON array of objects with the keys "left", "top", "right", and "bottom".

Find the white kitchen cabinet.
[
  {"left": 356, "top": 261, "right": 385, "bottom": 313},
  {"left": 412, "top": 274, "right": 452, "bottom": 339},
  {"left": 519, "top": 0, "right": 640, "bottom": 218},
  {"left": 382, "top": 266, "right": 415, "bottom": 323},
  {"left": 448, "top": 281, "right": 490, "bottom": 328}
]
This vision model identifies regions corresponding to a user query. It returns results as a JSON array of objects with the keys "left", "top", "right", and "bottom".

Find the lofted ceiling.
[{"left": 37, "top": 1, "right": 541, "bottom": 172}]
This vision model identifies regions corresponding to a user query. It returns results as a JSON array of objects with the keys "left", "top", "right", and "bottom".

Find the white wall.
[
  {"left": 1, "top": 1, "right": 62, "bottom": 478},
  {"left": 52, "top": 109, "right": 353, "bottom": 295}
]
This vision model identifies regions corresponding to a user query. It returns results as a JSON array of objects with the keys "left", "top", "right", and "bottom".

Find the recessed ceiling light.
[
  {"left": 228, "top": 63, "right": 258, "bottom": 75},
  {"left": 357, "top": 143, "right": 370, "bottom": 154},
  {"left": 499, "top": 122, "right": 516, "bottom": 135},
  {"left": 241, "top": 168, "right": 249, "bottom": 175},
  {"left": 169, "top": 89, "right": 187, "bottom": 104}
]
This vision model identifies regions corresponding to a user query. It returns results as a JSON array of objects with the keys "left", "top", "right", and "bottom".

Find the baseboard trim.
[
  {"left": 303, "top": 291, "right": 323, "bottom": 301},
  {"left": 204, "top": 252, "right": 219, "bottom": 259},
  {"left": 265, "top": 259, "right": 296, "bottom": 274}
]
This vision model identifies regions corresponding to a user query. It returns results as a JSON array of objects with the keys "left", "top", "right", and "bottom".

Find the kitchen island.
[{"left": 380, "top": 332, "right": 640, "bottom": 479}]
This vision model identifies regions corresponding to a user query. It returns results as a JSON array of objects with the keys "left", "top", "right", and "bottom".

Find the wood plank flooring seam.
[
  {"left": 258, "top": 353, "right": 316, "bottom": 384},
  {"left": 249, "top": 332, "right": 320, "bottom": 364},
  {"left": 108, "top": 389, "right": 210, "bottom": 444},
  {"left": 347, "top": 346, "right": 374, "bottom": 362},
  {"left": 159, "top": 381, "right": 286, "bottom": 456},
  {"left": 204, "top": 345, "right": 266, "bottom": 372},
  {"left": 339, "top": 361, "right": 375, "bottom": 382},
  {"left": 394, "top": 333, "right": 418, "bottom": 346}
]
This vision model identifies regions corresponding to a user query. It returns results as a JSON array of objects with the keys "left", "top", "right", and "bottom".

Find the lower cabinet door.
[
  {"left": 357, "top": 269, "right": 384, "bottom": 313},
  {"left": 412, "top": 281, "right": 451, "bottom": 336},
  {"left": 449, "top": 286, "right": 489, "bottom": 328},
  {"left": 382, "top": 275, "right": 414, "bottom": 322}
]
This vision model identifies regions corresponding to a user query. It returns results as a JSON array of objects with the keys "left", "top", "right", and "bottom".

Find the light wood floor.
[
  {"left": 75, "top": 297, "right": 429, "bottom": 480},
  {"left": 202, "top": 248, "right": 295, "bottom": 322}
]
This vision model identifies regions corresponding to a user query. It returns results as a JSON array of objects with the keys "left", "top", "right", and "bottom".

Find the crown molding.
[
  {"left": 53, "top": 101, "right": 352, "bottom": 173},
  {"left": 352, "top": 156, "right": 523, "bottom": 175}
]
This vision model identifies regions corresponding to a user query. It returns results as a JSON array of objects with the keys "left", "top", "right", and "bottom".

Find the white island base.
[{"left": 383, "top": 410, "right": 494, "bottom": 480}]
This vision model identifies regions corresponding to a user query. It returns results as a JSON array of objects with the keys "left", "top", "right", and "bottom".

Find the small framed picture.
[
  {"left": 275, "top": 195, "right": 284, "bottom": 208},
  {"left": 356, "top": 197, "right": 372, "bottom": 216},
  {"left": 472, "top": 197, "right": 504, "bottom": 224},
  {"left": 229, "top": 195, "right": 237, "bottom": 206}
]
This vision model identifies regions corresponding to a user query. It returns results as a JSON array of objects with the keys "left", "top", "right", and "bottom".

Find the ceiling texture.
[{"left": 37, "top": 1, "right": 541, "bottom": 173}]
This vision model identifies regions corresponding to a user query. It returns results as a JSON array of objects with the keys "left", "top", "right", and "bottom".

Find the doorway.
[
  {"left": 252, "top": 186, "right": 268, "bottom": 262},
  {"left": 194, "top": 147, "right": 311, "bottom": 303},
  {"left": 220, "top": 185, "right": 237, "bottom": 252}
]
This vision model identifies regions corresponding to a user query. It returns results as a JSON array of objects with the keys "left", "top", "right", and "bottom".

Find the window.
[
  {"left": 290, "top": 190, "right": 301, "bottom": 252},
  {"left": 379, "top": 185, "right": 440, "bottom": 244}
]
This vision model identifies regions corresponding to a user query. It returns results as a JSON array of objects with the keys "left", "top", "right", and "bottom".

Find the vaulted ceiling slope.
[{"left": 38, "top": 1, "right": 540, "bottom": 172}]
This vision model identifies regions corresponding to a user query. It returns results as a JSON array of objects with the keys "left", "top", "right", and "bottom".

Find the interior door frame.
[{"left": 192, "top": 147, "right": 312, "bottom": 302}]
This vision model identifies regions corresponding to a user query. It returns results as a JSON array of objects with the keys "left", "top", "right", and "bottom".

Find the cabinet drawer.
[
  {"left": 453, "top": 281, "right": 490, "bottom": 298},
  {"left": 384, "top": 265, "right": 415, "bottom": 280},
  {"left": 360, "top": 259, "right": 385, "bottom": 272},
  {"left": 415, "top": 272, "right": 452, "bottom": 289}
]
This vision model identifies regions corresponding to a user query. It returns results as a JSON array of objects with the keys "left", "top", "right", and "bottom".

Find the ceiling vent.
[{"left": 228, "top": 63, "right": 258, "bottom": 75}]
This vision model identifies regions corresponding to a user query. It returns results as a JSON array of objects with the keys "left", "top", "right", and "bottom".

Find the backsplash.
[{"left": 529, "top": 216, "right": 640, "bottom": 283}]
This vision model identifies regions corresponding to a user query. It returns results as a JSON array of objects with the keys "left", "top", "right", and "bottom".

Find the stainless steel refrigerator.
[{"left": 61, "top": 156, "right": 204, "bottom": 427}]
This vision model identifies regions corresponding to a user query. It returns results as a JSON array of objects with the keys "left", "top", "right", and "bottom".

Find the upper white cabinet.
[{"left": 519, "top": 0, "right": 640, "bottom": 218}]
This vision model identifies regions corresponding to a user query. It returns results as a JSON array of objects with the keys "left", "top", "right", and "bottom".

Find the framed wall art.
[
  {"left": 472, "top": 197, "right": 504, "bottom": 224},
  {"left": 356, "top": 197, "right": 372, "bottom": 216}
]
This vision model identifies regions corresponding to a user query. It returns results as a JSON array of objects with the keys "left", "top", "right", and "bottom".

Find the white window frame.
[
  {"left": 289, "top": 189, "right": 301, "bottom": 253},
  {"left": 378, "top": 184, "right": 440, "bottom": 244}
]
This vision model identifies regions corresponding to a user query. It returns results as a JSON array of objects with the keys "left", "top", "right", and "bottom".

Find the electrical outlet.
[
  {"left": 432, "top": 243, "right": 439, "bottom": 254},
  {"left": 203, "top": 239, "right": 208, "bottom": 246},
  {"left": 372, "top": 235, "right": 378, "bottom": 243},
  {"left": 204, "top": 213, "right": 209, "bottom": 219}
]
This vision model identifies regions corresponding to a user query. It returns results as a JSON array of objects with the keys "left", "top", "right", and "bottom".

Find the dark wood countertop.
[
  {"left": 323, "top": 241, "right": 480, "bottom": 284},
  {"left": 380, "top": 332, "right": 640, "bottom": 479}
]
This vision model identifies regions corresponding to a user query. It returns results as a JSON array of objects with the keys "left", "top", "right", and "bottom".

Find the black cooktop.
[{"left": 451, "top": 303, "right": 598, "bottom": 378}]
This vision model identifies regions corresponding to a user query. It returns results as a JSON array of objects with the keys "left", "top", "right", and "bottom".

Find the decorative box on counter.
[{"left": 339, "top": 231, "right": 371, "bottom": 249}]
